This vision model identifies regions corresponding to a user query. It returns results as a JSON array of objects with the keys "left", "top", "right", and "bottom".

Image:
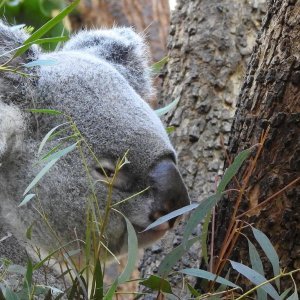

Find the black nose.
[{"left": 149, "top": 159, "right": 190, "bottom": 226}]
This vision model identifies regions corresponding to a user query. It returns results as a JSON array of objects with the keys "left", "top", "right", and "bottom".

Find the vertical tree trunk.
[
  {"left": 69, "top": 0, "right": 170, "bottom": 61},
  {"left": 214, "top": 0, "right": 300, "bottom": 290},
  {"left": 139, "top": 0, "right": 266, "bottom": 296}
]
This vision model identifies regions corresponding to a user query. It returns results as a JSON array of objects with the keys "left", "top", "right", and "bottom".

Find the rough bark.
[
  {"left": 139, "top": 0, "right": 266, "bottom": 297},
  {"left": 69, "top": 0, "right": 170, "bottom": 61},
  {"left": 214, "top": 0, "right": 300, "bottom": 290}
]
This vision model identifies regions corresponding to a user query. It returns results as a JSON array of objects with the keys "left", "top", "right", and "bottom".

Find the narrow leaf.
[
  {"left": 118, "top": 214, "right": 138, "bottom": 284},
  {"left": 142, "top": 203, "right": 198, "bottom": 232},
  {"left": 104, "top": 280, "right": 118, "bottom": 300},
  {"left": 182, "top": 194, "right": 221, "bottom": 246},
  {"left": 217, "top": 148, "right": 251, "bottom": 193},
  {"left": 155, "top": 97, "right": 180, "bottom": 117},
  {"left": 92, "top": 258, "right": 103, "bottom": 300},
  {"left": 28, "top": 108, "right": 63, "bottom": 115},
  {"left": 247, "top": 238, "right": 267, "bottom": 300},
  {"left": 141, "top": 275, "right": 173, "bottom": 294},
  {"left": 230, "top": 260, "right": 280, "bottom": 300},
  {"left": 252, "top": 227, "right": 280, "bottom": 290},
  {"left": 151, "top": 56, "right": 168, "bottom": 74},
  {"left": 19, "top": 194, "right": 35, "bottom": 207},
  {"left": 23, "top": 142, "right": 77, "bottom": 195},
  {"left": 158, "top": 237, "right": 199, "bottom": 277},
  {"left": 186, "top": 282, "right": 201, "bottom": 297},
  {"left": 38, "top": 123, "right": 68, "bottom": 156},
  {"left": 287, "top": 290, "right": 299, "bottom": 300},
  {"left": 280, "top": 288, "right": 292, "bottom": 300},
  {"left": 180, "top": 268, "right": 241, "bottom": 289},
  {"left": 23, "top": 259, "right": 33, "bottom": 292},
  {"left": 201, "top": 211, "right": 212, "bottom": 265},
  {"left": 14, "top": 0, "right": 79, "bottom": 57}
]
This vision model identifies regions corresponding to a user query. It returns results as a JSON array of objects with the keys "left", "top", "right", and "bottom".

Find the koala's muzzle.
[{"left": 149, "top": 159, "right": 190, "bottom": 228}]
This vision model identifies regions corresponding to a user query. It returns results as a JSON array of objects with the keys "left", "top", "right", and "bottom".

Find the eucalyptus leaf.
[
  {"left": 217, "top": 148, "right": 251, "bottom": 193},
  {"left": 182, "top": 194, "right": 221, "bottom": 246},
  {"left": 38, "top": 122, "right": 68, "bottom": 156},
  {"left": 201, "top": 211, "right": 211, "bottom": 265},
  {"left": 28, "top": 108, "right": 63, "bottom": 115},
  {"left": 104, "top": 280, "right": 118, "bottom": 300},
  {"left": 180, "top": 268, "right": 240, "bottom": 289},
  {"left": 19, "top": 193, "right": 35, "bottom": 207},
  {"left": 151, "top": 56, "right": 168, "bottom": 74},
  {"left": 247, "top": 237, "right": 267, "bottom": 300},
  {"left": 155, "top": 97, "right": 180, "bottom": 117},
  {"left": 14, "top": 0, "right": 79, "bottom": 58},
  {"left": 24, "top": 59, "right": 58, "bottom": 67},
  {"left": 230, "top": 260, "right": 280, "bottom": 300},
  {"left": 41, "top": 142, "right": 77, "bottom": 164},
  {"left": 252, "top": 227, "right": 280, "bottom": 290},
  {"left": 141, "top": 275, "right": 173, "bottom": 294},
  {"left": 142, "top": 203, "right": 198, "bottom": 232}
]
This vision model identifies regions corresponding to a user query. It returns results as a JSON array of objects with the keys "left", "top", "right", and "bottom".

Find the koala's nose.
[{"left": 149, "top": 159, "right": 190, "bottom": 227}]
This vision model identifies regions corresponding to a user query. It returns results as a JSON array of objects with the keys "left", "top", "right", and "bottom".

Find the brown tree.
[
  {"left": 214, "top": 0, "right": 300, "bottom": 290},
  {"left": 139, "top": 0, "right": 267, "bottom": 296}
]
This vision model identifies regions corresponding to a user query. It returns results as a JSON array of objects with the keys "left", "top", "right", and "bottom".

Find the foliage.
[{"left": 0, "top": 0, "right": 70, "bottom": 50}]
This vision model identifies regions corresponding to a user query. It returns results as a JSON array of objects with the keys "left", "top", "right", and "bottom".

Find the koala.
[{"left": 0, "top": 22, "right": 190, "bottom": 264}]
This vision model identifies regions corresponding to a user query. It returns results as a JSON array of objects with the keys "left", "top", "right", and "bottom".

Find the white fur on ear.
[{"left": 0, "top": 102, "right": 26, "bottom": 159}]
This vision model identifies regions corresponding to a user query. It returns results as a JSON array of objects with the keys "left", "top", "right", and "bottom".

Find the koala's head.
[{"left": 0, "top": 22, "right": 190, "bottom": 259}]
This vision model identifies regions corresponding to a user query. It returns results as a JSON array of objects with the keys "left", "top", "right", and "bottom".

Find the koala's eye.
[{"left": 95, "top": 166, "right": 115, "bottom": 178}]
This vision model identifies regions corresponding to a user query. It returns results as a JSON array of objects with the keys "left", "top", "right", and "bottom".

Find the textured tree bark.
[
  {"left": 69, "top": 0, "right": 170, "bottom": 61},
  {"left": 139, "top": 0, "right": 266, "bottom": 297},
  {"left": 214, "top": 0, "right": 300, "bottom": 291}
]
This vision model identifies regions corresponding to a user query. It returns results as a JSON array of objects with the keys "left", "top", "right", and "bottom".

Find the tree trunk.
[
  {"left": 69, "top": 0, "right": 170, "bottom": 61},
  {"left": 214, "top": 0, "right": 300, "bottom": 291},
  {"left": 139, "top": 0, "right": 266, "bottom": 296}
]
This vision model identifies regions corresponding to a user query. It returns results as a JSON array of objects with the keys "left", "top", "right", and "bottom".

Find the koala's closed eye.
[{"left": 91, "top": 160, "right": 130, "bottom": 190}]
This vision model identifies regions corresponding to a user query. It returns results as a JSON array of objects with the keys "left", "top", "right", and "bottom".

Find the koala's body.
[{"left": 0, "top": 22, "right": 189, "bottom": 262}]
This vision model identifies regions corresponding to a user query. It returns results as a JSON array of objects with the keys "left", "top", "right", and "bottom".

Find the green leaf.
[
  {"left": 281, "top": 288, "right": 292, "bottom": 300},
  {"left": 180, "top": 268, "right": 241, "bottom": 289},
  {"left": 25, "top": 222, "right": 34, "bottom": 240},
  {"left": 141, "top": 275, "right": 173, "bottom": 294},
  {"left": 186, "top": 282, "right": 201, "bottom": 297},
  {"left": 157, "top": 236, "right": 199, "bottom": 277},
  {"left": 142, "top": 203, "right": 198, "bottom": 232},
  {"left": 201, "top": 211, "right": 211, "bottom": 266},
  {"left": 104, "top": 280, "right": 118, "bottom": 300},
  {"left": 217, "top": 148, "right": 251, "bottom": 193},
  {"left": 38, "top": 123, "right": 68, "bottom": 156},
  {"left": 182, "top": 194, "right": 221, "bottom": 246},
  {"left": 23, "top": 258, "right": 33, "bottom": 293},
  {"left": 23, "top": 142, "right": 77, "bottom": 195},
  {"left": 155, "top": 97, "right": 180, "bottom": 117},
  {"left": 118, "top": 214, "right": 138, "bottom": 284},
  {"left": 252, "top": 227, "right": 280, "bottom": 290},
  {"left": 230, "top": 260, "right": 280, "bottom": 300},
  {"left": 28, "top": 108, "right": 63, "bottom": 115},
  {"left": 14, "top": 0, "right": 79, "bottom": 57},
  {"left": 4, "top": 288, "right": 19, "bottom": 300},
  {"left": 166, "top": 126, "right": 175, "bottom": 134},
  {"left": 287, "top": 290, "right": 299, "bottom": 300},
  {"left": 19, "top": 193, "right": 35, "bottom": 207},
  {"left": 151, "top": 56, "right": 168, "bottom": 74},
  {"left": 91, "top": 258, "right": 103, "bottom": 300},
  {"left": 247, "top": 238, "right": 267, "bottom": 300}
]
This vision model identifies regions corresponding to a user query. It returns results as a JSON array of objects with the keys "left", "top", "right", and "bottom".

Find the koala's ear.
[
  {"left": 0, "top": 102, "right": 25, "bottom": 161},
  {"left": 0, "top": 21, "right": 40, "bottom": 104},
  {"left": 63, "top": 27, "right": 154, "bottom": 101}
]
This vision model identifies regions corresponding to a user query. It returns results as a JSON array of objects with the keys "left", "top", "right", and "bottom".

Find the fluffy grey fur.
[{"left": 0, "top": 22, "right": 189, "bottom": 262}]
